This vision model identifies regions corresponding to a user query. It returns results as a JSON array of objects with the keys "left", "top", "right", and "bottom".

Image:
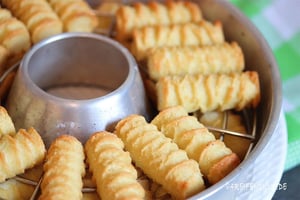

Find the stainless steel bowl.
[
  {"left": 2, "top": 0, "right": 283, "bottom": 199},
  {"left": 6, "top": 33, "right": 153, "bottom": 147}
]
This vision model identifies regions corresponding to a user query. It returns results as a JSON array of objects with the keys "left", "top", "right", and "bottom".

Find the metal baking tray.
[{"left": 0, "top": 0, "right": 282, "bottom": 199}]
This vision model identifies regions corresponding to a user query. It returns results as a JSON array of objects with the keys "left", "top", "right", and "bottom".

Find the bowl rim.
[{"left": 189, "top": 0, "right": 282, "bottom": 199}]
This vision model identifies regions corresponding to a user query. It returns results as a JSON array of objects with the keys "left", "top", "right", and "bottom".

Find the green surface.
[{"left": 230, "top": 0, "right": 300, "bottom": 170}]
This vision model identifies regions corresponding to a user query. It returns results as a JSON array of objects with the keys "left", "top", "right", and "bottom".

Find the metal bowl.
[
  {"left": 2, "top": 0, "right": 283, "bottom": 199},
  {"left": 6, "top": 33, "right": 153, "bottom": 147}
]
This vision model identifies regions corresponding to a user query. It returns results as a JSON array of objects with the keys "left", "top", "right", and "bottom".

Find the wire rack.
[
  {"left": 10, "top": 109, "right": 256, "bottom": 200},
  {"left": 0, "top": 4, "right": 258, "bottom": 200}
]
